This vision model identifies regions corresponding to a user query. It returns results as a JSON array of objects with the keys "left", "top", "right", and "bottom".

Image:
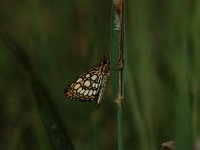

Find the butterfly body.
[{"left": 64, "top": 57, "right": 110, "bottom": 108}]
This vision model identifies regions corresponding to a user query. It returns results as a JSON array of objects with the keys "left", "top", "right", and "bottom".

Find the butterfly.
[{"left": 64, "top": 57, "right": 110, "bottom": 108}]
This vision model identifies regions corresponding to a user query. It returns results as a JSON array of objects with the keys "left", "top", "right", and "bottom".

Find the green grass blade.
[{"left": 0, "top": 26, "right": 74, "bottom": 150}]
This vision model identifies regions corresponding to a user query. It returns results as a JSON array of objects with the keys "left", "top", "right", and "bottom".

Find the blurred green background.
[{"left": 0, "top": 0, "right": 200, "bottom": 150}]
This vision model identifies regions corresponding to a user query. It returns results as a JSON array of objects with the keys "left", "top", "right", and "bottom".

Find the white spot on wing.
[
  {"left": 86, "top": 74, "right": 90, "bottom": 78},
  {"left": 77, "top": 87, "right": 82, "bottom": 93},
  {"left": 93, "top": 90, "right": 96, "bottom": 95},
  {"left": 80, "top": 89, "right": 85, "bottom": 94},
  {"left": 95, "top": 83, "right": 98, "bottom": 88},
  {"left": 84, "top": 80, "right": 90, "bottom": 87},
  {"left": 84, "top": 89, "right": 89, "bottom": 96},
  {"left": 88, "top": 90, "right": 93, "bottom": 96},
  {"left": 76, "top": 78, "right": 83, "bottom": 82},
  {"left": 92, "top": 83, "right": 96, "bottom": 87},
  {"left": 74, "top": 84, "right": 80, "bottom": 89},
  {"left": 91, "top": 75, "right": 97, "bottom": 80}
]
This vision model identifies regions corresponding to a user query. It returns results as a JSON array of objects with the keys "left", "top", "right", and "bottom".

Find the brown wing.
[{"left": 64, "top": 65, "right": 103, "bottom": 101}]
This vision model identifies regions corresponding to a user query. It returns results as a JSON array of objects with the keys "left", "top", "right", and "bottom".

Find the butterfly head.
[
  {"left": 101, "top": 56, "right": 110, "bottom": 74},
  {"left": 102, "top": 55, "right": 110, "bottom": 65}
]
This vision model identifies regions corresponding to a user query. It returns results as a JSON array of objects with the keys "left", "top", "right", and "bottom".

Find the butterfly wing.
[
  {"left": 64, "top": 65, "right": 103, "bottom": 101},
  {"left": 64, "top": 58, "right": 110, "bottom": 107}
]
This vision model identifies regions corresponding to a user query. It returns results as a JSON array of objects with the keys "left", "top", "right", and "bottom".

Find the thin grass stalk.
[{"left": 110, "top": 0, "right": 125, "bottom": 150}]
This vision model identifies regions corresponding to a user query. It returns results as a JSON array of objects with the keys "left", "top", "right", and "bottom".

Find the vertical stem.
[
  {"left": 117, "top": 0, "right": 124, "bottom": 105},
  {"left": 117, "top": 1, "right": 124, "bottom": 149},
  {"left": 117, "top": 104, "right": 123, "bottom": 150},
  {"left": 111, "top": 0, "right": 125, "bottom": 150}
]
